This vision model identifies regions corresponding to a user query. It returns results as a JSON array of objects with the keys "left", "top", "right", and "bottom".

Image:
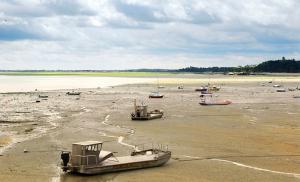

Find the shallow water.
[{"left": 0, "top": 76, "right": 154, "bottom": 92}]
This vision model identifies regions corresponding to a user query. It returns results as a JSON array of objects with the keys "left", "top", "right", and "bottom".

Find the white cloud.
[{"left": 0, "top": 0, "right": 299, "bottom": 69}]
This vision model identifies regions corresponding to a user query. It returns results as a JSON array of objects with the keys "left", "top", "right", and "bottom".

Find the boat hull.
[
  {"left": 149, "top": 95, "right": 164, "bottom": 98},
  {"left": 200, "top": 100, "right": 232, "bottom": 106},
  {"left": 131, "top": 113, "right": 163, "bottom": 120},
  {"left": 195, "top": 88, "right": 207, "bottom": 92},
  {"left": 69, "top": 151, "right": 171, "bottom": 175}
]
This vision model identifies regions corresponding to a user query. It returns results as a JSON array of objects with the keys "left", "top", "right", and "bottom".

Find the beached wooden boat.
[
  {"left": 131, "top": 100, "right": 163, "bottom": 120},
  {"left": 66, "top": 91, "right": 81, "bottom": 95},
  {"left": 61, "top": 141, "right": 171, "bottom": 174},
  {"left": 200, "top": 100, "right": 232, "bottom": 106}
]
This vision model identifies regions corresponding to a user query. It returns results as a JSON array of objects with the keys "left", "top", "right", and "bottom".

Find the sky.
[{"left": 0, "top": 0, "right": 300, "bottom": 70}]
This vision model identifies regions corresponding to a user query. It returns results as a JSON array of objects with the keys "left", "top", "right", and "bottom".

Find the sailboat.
[{"left": 149, "top": 78, "right": 164, "bottom": 98}]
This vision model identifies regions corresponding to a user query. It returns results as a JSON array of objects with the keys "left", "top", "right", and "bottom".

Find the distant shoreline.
[{"left": 0, "top": 71, "right": 299, "bottom": 77}]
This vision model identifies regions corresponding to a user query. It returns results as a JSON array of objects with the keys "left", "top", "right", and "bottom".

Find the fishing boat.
[
  {"left": 60, "top": 141, "right": 171, "bottom": 174},
  {"left": 66, "top": 91, "right": 81, "bottom": 95},
  {"left": 131, "top": 100, "right": 163, "bottom": 120},
  {"left": 200, "top": 99, "right": 232, "bottom": 106},
  {"left": 293, "top": 96, "right": 300, "bottom": 99},
  {"left": 149, "top": 92, "right": 164, "bottom": 98},
  {"left": 38, "top": 95, "right": 48, "bottom": 98}
]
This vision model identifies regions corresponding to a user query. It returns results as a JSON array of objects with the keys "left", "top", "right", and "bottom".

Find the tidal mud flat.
[{"left": 0, "top": 76, "right": 300, "bottom": 182}]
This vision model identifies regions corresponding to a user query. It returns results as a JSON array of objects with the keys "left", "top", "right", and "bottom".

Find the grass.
[{"left": 0, "top": 71, "right": 175, "bottom": 77}]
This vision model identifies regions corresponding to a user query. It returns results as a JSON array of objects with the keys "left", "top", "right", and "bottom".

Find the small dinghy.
[
  {"left": 61, "top": 141, "right": 171, "bottom": 175},
  {"left": 200, "top": 100, "right": 232, "bottom": 106},
  {"left": 149, "top": 92, "right": 164, "bottom": 98},
  {"left": 276, "top": 89, "right": 286, "bottom": 92}
]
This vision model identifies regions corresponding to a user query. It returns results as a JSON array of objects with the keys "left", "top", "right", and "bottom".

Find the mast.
[{"left": 134, "top": 99, "right": 137, "bottom": 114}]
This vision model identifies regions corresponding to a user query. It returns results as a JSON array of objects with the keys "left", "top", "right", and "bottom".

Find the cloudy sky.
[{"left": 0, "top": 0, "right": 300, "bottom": 70}]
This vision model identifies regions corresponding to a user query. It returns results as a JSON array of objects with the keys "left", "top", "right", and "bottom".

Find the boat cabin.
[
  {"left": 71, "top": 141, "right": 113, "bottom": 166},
  {"left": 134, "top": 105, "right": 148, "bottom": 118}
]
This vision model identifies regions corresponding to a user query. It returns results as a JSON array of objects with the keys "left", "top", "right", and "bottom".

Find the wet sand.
[{"left": 1, "top": 75, "right": 300, "bottom": 181}]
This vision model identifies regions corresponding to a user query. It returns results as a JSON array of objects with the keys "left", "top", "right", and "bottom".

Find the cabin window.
[{"left": 85, "top": 145, "right": 99, "bottom": 152}]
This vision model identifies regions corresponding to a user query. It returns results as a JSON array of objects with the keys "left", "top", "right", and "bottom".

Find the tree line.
[{"left": 176, "top": 57, "right": 300, "bottom": 73}]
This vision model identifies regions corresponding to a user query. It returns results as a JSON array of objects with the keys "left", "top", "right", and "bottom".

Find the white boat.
[{"left": 149, "top": 92, "right": 164, "bottom": 98}]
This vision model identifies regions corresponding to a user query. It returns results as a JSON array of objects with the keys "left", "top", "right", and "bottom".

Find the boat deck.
[{"left": 102, "top": 154, "right": 156, "bottom": 166}]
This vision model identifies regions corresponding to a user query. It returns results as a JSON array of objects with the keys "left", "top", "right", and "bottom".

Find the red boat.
[{"left": 200, "top": 100, "right": 232, "bottom": 106}]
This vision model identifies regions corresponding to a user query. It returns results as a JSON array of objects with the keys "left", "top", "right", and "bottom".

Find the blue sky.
[{"left": 0, "top": 0, "right": 300, "bottom": 70}]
